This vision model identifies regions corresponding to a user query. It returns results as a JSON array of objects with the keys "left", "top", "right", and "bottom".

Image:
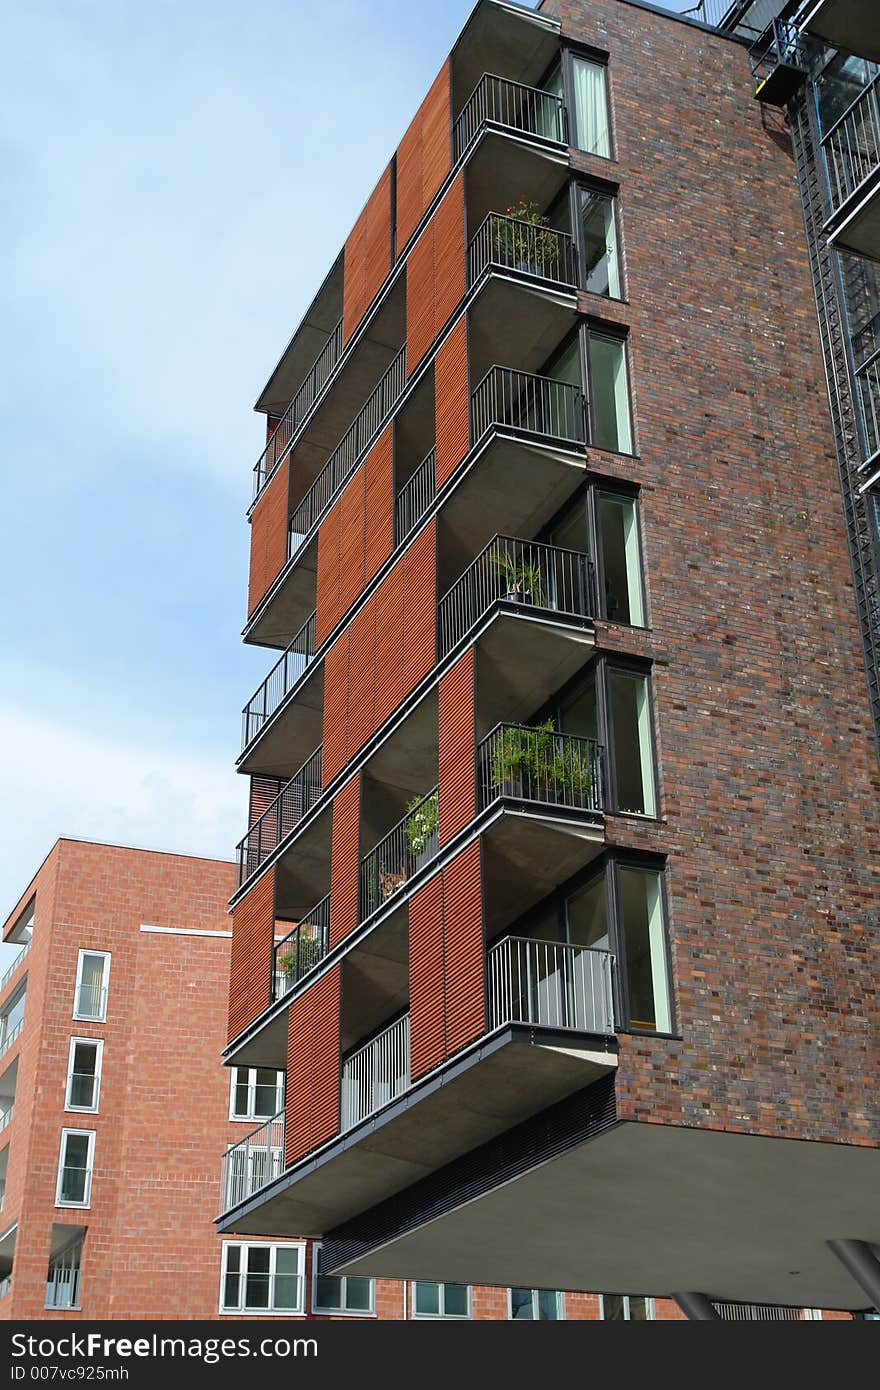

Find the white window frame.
[
  {"left": 507, "top": 1287, "right": 566, "bottom": 1320},
  {"left": 600, "top": 1293, "right": 655, "bottom": 1320},
  {"left": 311, "top": 1244, "right": 375, "bottom": 1316},
  {"left": 72, "top": 950, "right": 111, "bottom": 1023},
  {"left": 411, "top": 1281, "right": 472, "bottom": 1319},
  {"left": 55, "top": 1129, "right": 95, "bottom": 1209},
  {"left": 228, "top": 1067, "right": 284, "bottom": 1122},
  {"left": 64, "top": 1038, "right": 104, "bottom": 1113},
  {"left": 219, "top": 1240, "right": 306, "bottom": 1316}
]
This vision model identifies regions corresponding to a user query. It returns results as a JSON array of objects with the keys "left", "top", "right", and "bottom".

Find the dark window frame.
[
  {"left": 561, "top": 44, "right": 615, "bottom": 161},
  {"left": 540, "top": 477, "right": 647, "bottom": 627},
  {"left": 539, "top": 323, "right": 636, "bottom": 457},
  {"left": 571, "top": 179, "right": 625, "bottom": 302}
]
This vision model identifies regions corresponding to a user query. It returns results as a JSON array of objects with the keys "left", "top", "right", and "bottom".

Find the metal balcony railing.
[
  {"left": 856, "top": 346, "right": 880, "bottom": 465},
  {"left": 45, "top": 1240, "right": 83, "bottom": 1311},
  {"left": 0, "top": 1020, "right": 22, "bottom": 1061},
  {"left": 253, "top": 318, "right": 343, "bottom": 501},
  {"left": 341, "top": 1013, "right": 410, "bottom": 1131},
  {"left": 73, "top": 983, "right": 107, "bottom": 1022},
  {"left": 454, "top": 73, "right": 567, "bottom": 160},
  {"left": 488, "top": 936, "right": 615, "bottom": 1035},
  {"left": 0, "top": 1106, "right": 12, "bottom": 1133},
  {"left": 359, "top": 787, "right": 439, "bottom": 922},
  {"left": 273, "top": 895, "right": 330, "bottom": 1000},
  {"left": 241, "top": 611, "right": 317, "bottom": 752},
  {"left": 822, "top": 76, "right": 880, "bottom": 218},
  {"left": 220, "top": 1111, "right": 285, "bottom": 1213},
  {"left": 471, "top": 366, "right": 586, "bottom": 446},
  {"left": 438, "top": 534, "right": 595, "bottom": 658},
  {"left": 467, "top": 213, "right": 577, "bottom": 289},
  {"left": 236, "top": 745, "right": 323, "bottom": 887},
  {"left": 478, "top": 723, "right": 605, "bottom": 814},
  {"left": 287, "top": 345, "right": 407, "bottom": 561},
  {"left": 0, "top": 940, "right": 30, "bottom": 993},
  {"left": 394, "top": 449, "right": 436, "bottom": 547}
]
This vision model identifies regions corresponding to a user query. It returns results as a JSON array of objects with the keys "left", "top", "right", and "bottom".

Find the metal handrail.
[
  {"left": 488, "top": 936, "right": 615, "bottom": 1034},
  {"left": 454, "top": 72, "right": 567, "bottom": 160},
  {"left": 467, "top": 212, "right": 577, "bottom": 289},
  {"left": 0, "top": 939, "right": 31, "bottom": 992},
  {"left": 241, "top": 611, "right": 317, "bottom": 752},
  {"left": 359, "top": 787, "right": 439, "bottom": 922},
  {"left": 471, "top": 365, "right": 586, "bottom": 445},
  {"left": 0, "top": 1020, "right": 23, "bottom": 1061},
  {"left": 220, "top": 1110, "right": 285, "bottom": 1213},
  {"left": 856, "top": 350, "right": 880, "bottom": 463},
  {"left": 0, "top": 1105, "right": 12, "bottom": 1133},
  {"left": 273, "top": 895, "right": 331, "bottom": 1000},
  {"left": 287, "top": 345, "right": 407, "bottom": 562},
  {"left": 73, "top": 983, "right": 107, "bottom": 1021},
  {"left": 438, "top": 533, "right": 595, "bottom": 658},
  {"left": 341, "top": 1013, "right": 410, "bottom": 1131},
  {"left": 253, "top": 317, "right": 343, "bottom": 501},
  {"left": 394, "top": 449, "right": 436, "bottom": 547},
  {"left": 822, "top": 75, "right": 880, "bottom": 216},
  {"left": 478, "top": 722, "right": 605, "bottom": 814},
  {"left": 236, "top": 745, "right": 323, "bottom": 887}
]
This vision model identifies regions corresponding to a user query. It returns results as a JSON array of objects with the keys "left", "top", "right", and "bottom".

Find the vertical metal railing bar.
[
  {"left": 219, "top": 1111, "right": 285, "bottom": 1213},
  {"left": 470, "top": 366, "right": 585, "bottom": 445},
  {"left": 0, "top": 938, "right": 31, "bottom": 991},
  {"left": 241, "top": 611, "right": 317, "bottom": 751},
  {"left": 821, "top": 75, "right": 880, "bottom": 216},
  {"left": 466, "top": 213, "right": 577, "bottom": 289},
  {"left": 453, "top": 73, "right": 567, "bottom": 161},
  {"left": 393, "top": 449, "right": 436, "bottom": 548},
  {"left": 358, "top": 787, "right": 439, "bottom": 922},
  {"left": 253, "top": 318, "right": 344, "bottom": 500},
  {"left": 487, "top": 937, "right": 615, "bottom": 1034},
  {"left": 272, "top": 894, "right": 331, "bottom": 1000},
  {"left": 236, "top": 745, "right": 323, "bottom": 887},
  {"left": 477, "top": 724, "right": 604, "bottom": 815},
  {"left": 340, "top": 1013, "right": 410, "bottom": 1131}
]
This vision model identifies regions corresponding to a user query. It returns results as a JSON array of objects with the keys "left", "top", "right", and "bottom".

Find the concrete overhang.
[
  {"left": 245, "top": 536, "right": 317, "bottom": 651},
  {"left": 217, "top": 1024, "right": 616, "bottom": 1239},
  {"left": 238, "top": 659, "right": 325, "bottom": 779},
  {"left": 481, "top": 805, "right": 604, "bottom": 938},
  {"left": 473, "top": 607, "right": 595, "bottom": 730},
  {"left": 799, "top": 0, "right": 880, "bottom": 64},
  {"left": 452, "top": 0, "right": 561, "bottom": 123},
  {"left": 468, "top": 272, "right": 578, "bottom": 383},
  {"left": 256, "top": 257, "right": 344, "bottom": 418},
  {"left": 465, "top": 130, "right": 570, "bottom": 243},
  {"left": 324, "top": 1116, "right": 880, "bottom": 1312},
  {"left": 825, "top": 169, "right": 880, "bottom": 265},
  {"left": 273, "top": 805, "right": 332, "bottom": 920}
]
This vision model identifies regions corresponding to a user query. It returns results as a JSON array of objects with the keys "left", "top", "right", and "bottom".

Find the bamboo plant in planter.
[
  {"left": 490, "top": 719, "right": 594, "bottom": 805},
  {"left": 490, "top": 550, "right": 546, "bottom": 605},
  {"left": 494, "top": 200, "right": 560, "bottom": 275}
]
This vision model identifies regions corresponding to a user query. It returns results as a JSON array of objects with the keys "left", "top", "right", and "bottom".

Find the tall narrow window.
[
  {"left": 570, "top": 56, "right": 610, "bottom": 157},
  {"left": 597, "top": 492, "right": 644, "bottom": 625},
  {"left": 220, "top": 1242, "right": 305, "bottom": 1314},
  {"left": 313, "top": 1265, "right": 374, "bottom": 1315},
  {"left": 65, "top": 1039, "right": 102, "bottom": 1113},
  {"left": 618, "top": 867, "right": 672, "bottom": 1034},
  {"left": 578, "top": 189, "right": 620, "bottom": 298},
  {"left": 73, "top": 951, "right": 110, "bottom": 1023},
  {"left": 589, "top": 334, "right": 632, "bottom": 454},
  {"left": 510, "top": 1288, "right": 564, "bottom": 1319},
  {"left": 56, "top": 1130, "right": 95, "bottom": 1207},
  {"left": 608, "top": 669, "right": 656, "bottom": 815},
  {"left": 537, "top": 61, "right": 565, "bottom": 142}
]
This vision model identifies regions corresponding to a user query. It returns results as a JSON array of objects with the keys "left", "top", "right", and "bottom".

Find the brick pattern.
[
  {"left": 247, "top": 459, "right": 289, "bottom": 617},
  {"left": 438, "top": 649, "right": 475, "bottom": 845},
  {"left": 228, "top": 868, "right": 274, "bottom": 1042},
  {"left": 434, "top": 316, "right": 470, "bottom": 488},
  {"left": 343, "top": 164, "right": 393, "bottom": 346},
  {"left": 405, "top": 175, "right": 466, "bottom": 373},
  {"left": 395, "top": 61, "right": 451, "bottom": 252}
]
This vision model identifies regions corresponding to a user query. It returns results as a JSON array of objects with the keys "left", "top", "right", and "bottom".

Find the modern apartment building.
[{"left": 217, "top": 0, "right": 880, "bottom": 1319}]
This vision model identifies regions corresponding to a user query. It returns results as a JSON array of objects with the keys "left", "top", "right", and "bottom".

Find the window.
[
  {"left": 73, "top": 951, "right": 110, "bottom": 1022},
  {"left": 0, "top": 989, "right": 25, "bottom": 1050},
  {"left": 547, "top": 486, "right": 646, "bottom": 627},
  {"left": 607, "top": 668, "right": 656, "bottom": 815},
  {"left": 601, "top": 1294, "right": 654, "bottom": 1320},
  {"left": 588, "top": 333, "right": 632, "bottom": 454},
  {"left": 570, "top": 55, "right": 611, "bottom": 157},
  {"left": 412, "top": 1282, "right": 470, "bottom": 1318},
  {"left": 230, "top": 1067, "right": 284, "bottom": 1121},
  {"left": 65, "top": 1039, "right": 103, "bottom": 1113},
  {"left": 56, "top": 1130, "right": 95, "bottom": 1207},
  {"left": 578, "top": 188, "right": 620, "bottom": 298},
  {"left": 46, "top": 1237, "right": 83, "bottom": 1310},
  {"left": 313, "top": 1255, "right": 374, "bottom": 1316},
  {"left": 510, "top": 1288, "right": 564, "bottom": 1320},
  {"left": 617, "top": 866, "right": 672, "bottom": 1034},
  {"left": 220, "top": 1242, "right": 305, "bottom": 1315}
]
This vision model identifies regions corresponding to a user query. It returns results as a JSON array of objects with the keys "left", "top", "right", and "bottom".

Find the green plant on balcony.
[
  {"left": 490, "top": 719, "right": 593, "bottom": 802},
  {"left": 490, "top": 550, "right": 546, "bottom": 605},
  {"left": 405, "top": 791, "right": 439, "bottom": 858},
  {"left": 494, "top": 201, "right": 560, "bottom": 272}
]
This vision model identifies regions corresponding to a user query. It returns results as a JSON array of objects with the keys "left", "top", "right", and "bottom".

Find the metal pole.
[
  {"left": 827, "top": 1239, "right": 880, "bottom": 1312},
  {"left": 673, "top": 1292, "right": 720, "bottom": 1321}
]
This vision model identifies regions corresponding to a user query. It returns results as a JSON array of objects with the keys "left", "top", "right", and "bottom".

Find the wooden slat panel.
[
  {"left": 342, "top": 215, "right": 367, "bottom": 348},
  {"left": 338, "top": 464, "right": 366, "bottom": 621},
  {"left": 434, "top": 317, "right": 470, "bottom": 488},
  {"left": 249, "top": 776, "right": 286, "bottom": 826},
  {"left": 409, "top": 871, "right": 446, "bottom": 1080},
  {"left": 395, "top": 61, "right": 451, "bottom": 251},
  {"left": 364, "top": 425, "right": 394, "bottom": 583},
  {"left": 315, "top": 495, "right": 342, "bottom": 647},
  {"left": 343, "top": 165, "right": 393, "bottom": 346},
  {"left": 322, "top": 631, "right": 350, "bottom": 787},
  {"left": 228, "top": 868, "right": 274, "bottom": 1042},
  {"left": 403, "top": 520, "right": 436, "bottom": 697},
  {"left": 247, "top": 458, "right": 290, "bottom": 616},
  {"left": 438, "top": 649, "right": 475, "bottom": 846},
  {"left": 330, "top": 774, "right": 360, "bottom": 949},
  {"left": 347, "top": 599, "right": 377, "bottom": 764},
  {"left": 285, "top": 964, "right": 341, "bottom": 1165},
  {"left": 433, "top": 174, "right": 466, "bottom": 336},
  {"left": 405, "top": 222, "right": 436, "bottom": 375},
  {"left": 442, "top": 841, "right": 484, "bottom": 1057},
  {"left": 374, "top": 556, "right": 406, "bottom": 728}
]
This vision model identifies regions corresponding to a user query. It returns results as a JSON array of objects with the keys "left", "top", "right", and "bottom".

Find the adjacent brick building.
[{"left": 219, "top": 0, "right": 879, "bottom": 1317}]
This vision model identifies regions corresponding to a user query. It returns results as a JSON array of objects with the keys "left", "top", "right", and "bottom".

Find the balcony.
[
  {"left": 467, "top": 212, "right": 576, "bottom": 291},
  {"left": 359, "top": 787, "right": 439, "bottom": 923},
  {"left": 822, "top": 76, "right": 880, "bottom": 262},
  {"left": 478, "top": 722, "right": 604, "bottom": 816},
  {"left": 236, "top": 745, "right": 323, "bottom": 887},
  {"left": 488, "top": 936, "right": 614, "bottom": 1036},
  {"left": 454, "top": 73, "right": 566, "bottom": 161},
  {"left": 254, "top": 318, "right": 343, "bottom": 501},
  {"left": 856, "top": 345, "right": 880, "bottom": 486},
  {"left": 394, "top": 448, "right": 436, "bottom": 548},
  {"left": 273, "top": 895, "right": 330, "bottom": 1001},
  {"left": 0, "top": 940, "right": 30, "bottom": 999},
  {"left": 239, "top": 612, "right": 322, "bottom": 777},
  {"left": 220, "top": 1111, "right": 285, "bottom": 1214},
  {"left": 341, "top": 1013, "right": 411, "bottom": 1131},
  {"left": 0, "top": 1021, "right": 21, "bottom": 1064},
  {"left": 798, "top": 0, "right": 880, "bottom": 66}
]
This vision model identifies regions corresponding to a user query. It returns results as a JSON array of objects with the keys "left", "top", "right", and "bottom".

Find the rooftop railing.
[
  {"left": 822, "top": 75, "right": 880, "bottom": 218},
  {"left": 253, "top": 318, "right": 343, "bottom": 501},
  {"left": 241, "top": 611, "right": 317, "bottom": 753},
  {"left": 438, "top": 534, "right": 595, "bottom": 658},
  {"left": 478, "top": 723, "right": 605, "bottom": 815},
  {"left": 341, "top": 1013, "right": 410, "bottom": 1131},
  {"left": 454, "top": 73, "right": 567, "bottom": 160},
  {"left": 220, "top": 1111, "right": 285, "bottom": 1213},
  {"left": 0, "top": 939, "right": 31, "bottom": 993},
  {"left": 471, "top": 366, "right": 586, "bottom": 447},
  {"left": 287, "top": 345, "right": 407, "bottom": 562},
  {"left": 488, "top": 936, "right": 615, "bottom": 1035},
  {"left": 273, "top": 895, "right": 330, "bottom": 1001},
  {"left": 358, "top": 787, "right": 439, "bottom": 922},
  {"left": 467, "top": 212, "right": 577, "bottom": 290},
  {"left": 394, "top": 449, "right": 436, "bottom": 548},
  {"left": 236, "top": 745, "right": 323, "bottom": 887}
]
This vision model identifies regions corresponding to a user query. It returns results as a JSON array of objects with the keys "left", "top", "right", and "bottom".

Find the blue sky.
[{"left": 0, "top": 0, "right": 696, "bottom": 940}]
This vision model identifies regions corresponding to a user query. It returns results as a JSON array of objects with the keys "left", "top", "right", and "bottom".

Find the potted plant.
[
  {"left": 405, "top": 791, "right": 439, "bottom": 870},
  {"left": 490, "top": 719, "right": 594, "bottom": 805},
  {"left": 494, "top": 200, "right": 560, "bottom": 274},
  {"left": 490, "top": 550, "right": 546, "bottom": 605}
]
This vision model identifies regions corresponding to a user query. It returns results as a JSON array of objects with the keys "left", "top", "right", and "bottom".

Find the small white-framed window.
[
  {"left": 229, "top": 1067, "right": 284, "bottom": 1121},
  {"left": 600, "top": 1293, "right": 654, "bottom": 1320},
  {"left": 509, "top": 1287, "right": 565, "bottom": 1320},
  {"left": 73, "top": 951, "right": 110, "bottom": 1023},
  {"left": 220, "top": 1241, "right": 305, "bottom": 1315},
  {"left": 412, "top": 1281, "right": 471, "bottom": 1319},
  {"left": 65, "top": 1039, "right": 103, "bottom": 1113},
  {"left": 55, "top": 1130, "right": 95, "bottom": 1208},
  {"left": 312, "top": 1246, "right": 374, "bottom": 1316}
]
